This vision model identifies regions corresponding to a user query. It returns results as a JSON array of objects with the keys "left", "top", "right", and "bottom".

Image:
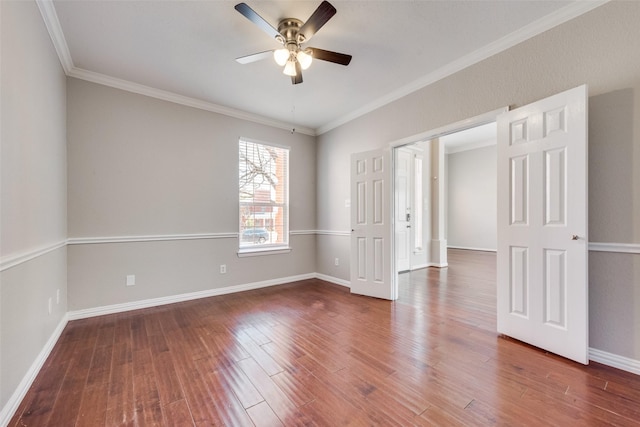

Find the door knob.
[{"left": 571, "top": 234, "right": 579, "bottom": 240}]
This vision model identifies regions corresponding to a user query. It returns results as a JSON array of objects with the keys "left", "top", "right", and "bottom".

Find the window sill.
[{"left": 237, "top": 246, "right": 292, "bottom": 257}]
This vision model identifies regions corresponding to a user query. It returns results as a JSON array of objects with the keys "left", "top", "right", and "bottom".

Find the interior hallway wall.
[{"left": 446, "top": 145, "right": 497, "bottom": 251}]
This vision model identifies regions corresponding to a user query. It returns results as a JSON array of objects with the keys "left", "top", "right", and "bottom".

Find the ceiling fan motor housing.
[{"left": 277, "top": 18, "right": 305, "bottom": 48}]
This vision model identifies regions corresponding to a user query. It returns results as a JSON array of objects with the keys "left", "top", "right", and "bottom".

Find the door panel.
[
  {"left": 497, "top": 84, "right": 588, "bottom": 364},
  {"left": 395, "top": 148, "right": 411, "bottom": 272},
  {"left": 351, "top": 149, "right": 395, "bottom": 300}
]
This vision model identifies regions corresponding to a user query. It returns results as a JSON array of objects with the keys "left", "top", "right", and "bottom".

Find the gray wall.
[
  {"left": 316, "top": 1, "right": 640, "bottom": 360},
  {"left": 446, "top": 145, "right": 497, "bottom": 251},
  {"left": 1, "top": 0, "right": 68, "bottom": 413},
  {"left": 66, "top": 79, "right": 317, "bottom": 311}
]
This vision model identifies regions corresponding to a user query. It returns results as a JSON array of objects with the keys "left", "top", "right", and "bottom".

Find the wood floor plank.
[
  {"left": 152, "top": 351, "right": 184, "bottom": 406},
  {"left": 233, "top": 328, "right": 284, "bottom": 376},
  {"left": 9, "top": 249, "right": 640, "bottom": 426},
  {"left": 75, "top": 382, "right": 109, "bottom": 427},
  {"left": 161, "top": 399, "right": 194, "bottom": 427},
  {"left": 105, "top": 342, "right": 136, "bottom": 426},
  {"left": 45, "top": 344, "right": 94, "bottom": 426},
  {"left": 246, "top": 401, "right": 283, "bottom": 427},
  {"left": 214, "top": 360, "right": 264, "bottom": 409},
  {"left": 236, "top": 357, "right": 312, "bottom": 425}
]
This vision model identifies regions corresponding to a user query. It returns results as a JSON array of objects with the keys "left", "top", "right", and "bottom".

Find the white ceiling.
[{"left": 48, "top": 0, "right": 602, "bottom": 134}]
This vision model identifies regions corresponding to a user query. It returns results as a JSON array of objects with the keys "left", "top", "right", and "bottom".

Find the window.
[
  {"left": 238, "top": 138, "right": 289, "bottom": 254},
  {"left": 414, "top": 154, "right": 423, "bottom": 252}
]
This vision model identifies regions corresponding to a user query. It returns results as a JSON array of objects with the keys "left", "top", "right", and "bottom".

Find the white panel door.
[
  {"left": 351, "top": 149, "right": 395, "bottom": 300},
  {"left": 497, "top": 85, "right": 588, "bottom": 364},
  {"left": 395, "top": 148, "right": 412, "bottom": 272}
]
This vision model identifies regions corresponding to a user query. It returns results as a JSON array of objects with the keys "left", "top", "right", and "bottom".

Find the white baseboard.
[
  {"left": 428, "top": 262, "right": 448, "bottom": 268},
  {"left": 0, "top": 314, "right": 69, "bottom": 427},
  {"left": 589, "top": 348, "right": 640, "bottom": 375},
  {"left": 67, "top": 273, "right": 316, "bottom": 320},
  {"left": 315, "top": 273, "right": 350, "bottom": 288}
]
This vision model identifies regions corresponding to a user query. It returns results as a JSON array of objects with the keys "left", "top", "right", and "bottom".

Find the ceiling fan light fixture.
[
  {"left": 283, "top": 59, "right": 297, "bottom": 76},
  {"left": 297, "top": 49, "right": 313, "bottom": 70},
  {"left": 273, "top": 48, "right": 289, "bottom": 66}
]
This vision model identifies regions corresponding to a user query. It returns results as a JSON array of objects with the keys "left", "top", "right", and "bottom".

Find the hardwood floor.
[{"left": 10, "top": 249, "right": 640, "bottom": 426}]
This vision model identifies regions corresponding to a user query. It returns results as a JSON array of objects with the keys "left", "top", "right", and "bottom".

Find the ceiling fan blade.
[
  {"left": 236, "top": 50, "right": 274, "bottom": 64},
  {"left": 235, "top": 3, "right": 281, "bottom": 41},
  {"left": 298, "top": 1, "right": 336, "bottom": 42},
  {"left": 308, "top": 47, "right": 352, "bottom": 66},
  {"left": 291, "top": 61, "right": 303, "bottom": 85}
]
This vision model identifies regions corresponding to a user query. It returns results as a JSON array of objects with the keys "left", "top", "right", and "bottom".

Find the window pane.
[
  {"left": 414, "top": 155, "right": 423, "bottom": 251},
  {"left": 239, "top": 139, "right": 289, "bottom": 249}
]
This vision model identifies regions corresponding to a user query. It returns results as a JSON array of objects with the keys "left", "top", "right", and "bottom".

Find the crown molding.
[
  {"left": 316, "top": 0, "right": 609, "bottom": 135},
  {"left": 35, "top": 0, "right": 608, "bottom": 138},
  {"left": 35, "top": 0, "right": 315, "bottom": 137},
  {"left": 67, "top": 67, "right": 316, "bottom": 136},
  {"left": 36, "top": 0, "right": 73, "bottom": 73}
]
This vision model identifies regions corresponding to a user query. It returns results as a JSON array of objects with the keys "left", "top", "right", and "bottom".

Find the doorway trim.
[{"left": 389, "top": 107, "right": 508, "bottom": 295}]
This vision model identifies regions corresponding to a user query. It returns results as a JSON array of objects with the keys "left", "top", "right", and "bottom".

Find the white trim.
[
  {"left": 588, "top": 242, "right": 640, "bottom": 254},
  {"left": 35, "top": 0, "right": 72, "bottom": 73},
  {"left": 3, "top": 237, "right": 635, "bottom": 272},
  {"left": 389, "top": 107, "right": 509, "bottom": 149},
  {"left": 67, "top": 68, "right": 315, "bottom": 136},
  {"left": 429, "top": 262, "right": 449, "bottom": 268},
  {"left": 589, "top": 348, "right": 640, "bottom": 376},
  {"left": 448, "top": 246, "right": 497, "bottom": 253},
  {"left": 35, "top": 0, "right": 605, "bottom": 137},
  {"left": 35, "top": 2, "right": 315, "bottom": 137},
  {"left": 67, "top": 273, "right": 315, "bottom": 320},
  {"left": 315, "top": 273, "right": 350, "bottom": 288},
  {"left": 237, "top": 247, "right": 292, "bottom": 257},
  {"left": 0, "top": 240, "right": 67, "bottom": 272},
  {"left": 317, "top": 1, "right": 608, "bottom": 134},
  {"left": 290, "top": 230, "right": 316, "bottom": 235},
  {"left": 0, "top": 314, "right": 69, "bottom": 427},
  {"left": 315, "top": 230, "right": 351, "bottom": 236},
  {"left": 67, "top": 233, "right": 237, "bottom": 245}
]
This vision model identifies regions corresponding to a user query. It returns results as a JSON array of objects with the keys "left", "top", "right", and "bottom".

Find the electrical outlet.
[
  {"left": 220, "top": 264, "right": 227, "bottom": 274},
  {"left": 126, "top": 275, "right": 136, "bottom": 286},
  {"left": 335, "top": 257, "right": 339, "bottom": 266}
]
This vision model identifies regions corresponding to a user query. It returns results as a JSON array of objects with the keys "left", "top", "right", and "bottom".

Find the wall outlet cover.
[{"left": 126, "top": 275, "right": 136, "bottom": 286}]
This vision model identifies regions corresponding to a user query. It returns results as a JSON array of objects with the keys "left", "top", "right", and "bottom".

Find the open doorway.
[{"left": 393, "top": 113, "right": 499, "bottom": 277}]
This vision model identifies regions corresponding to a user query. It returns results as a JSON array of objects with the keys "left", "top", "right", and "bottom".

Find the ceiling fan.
[{"left": 234, "top": 1, "right": 352, "bottom": 84}]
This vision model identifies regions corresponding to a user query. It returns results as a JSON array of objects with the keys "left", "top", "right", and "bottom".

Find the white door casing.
[
  {"left": 351, "top": 149, "right": 395, "bottom": 300},
  {"left": 497, "top": 85, "right": 588, "bottom": 364},
  {"left": 395, "top": 148, "right": 412, "bottom": 272}
]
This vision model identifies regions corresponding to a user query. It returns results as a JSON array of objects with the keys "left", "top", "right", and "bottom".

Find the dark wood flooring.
[{"left": 10, "top": 249, "right": 640, "bottom": 426}]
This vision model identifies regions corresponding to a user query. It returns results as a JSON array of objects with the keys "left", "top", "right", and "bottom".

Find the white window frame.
[{"left": 238, "top": 137, "right": 290, "bottom": 256}]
